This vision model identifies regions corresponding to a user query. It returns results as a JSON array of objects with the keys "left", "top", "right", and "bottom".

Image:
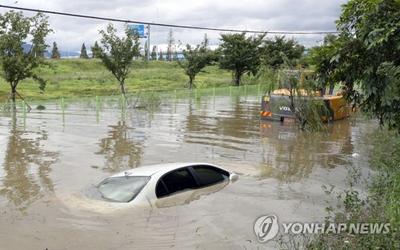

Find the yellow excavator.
[{"left": 260, "top": 70, "right": 351, "bottom": 122}]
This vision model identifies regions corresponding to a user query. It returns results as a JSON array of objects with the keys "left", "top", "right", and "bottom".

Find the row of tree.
[
  {"left": 51, "top": 42, "right": 91, "bottom": 59},
  {"left": 177, "top": 33, "right": 304, "bottom": 88},
  {"left": 52, "top": 41, "right": 183, "bottom": 61},
  {"left": 49, "top": 28, "right": 305, "bottom": 91},
  {"left": 51, "top": 29, "right": 180, "bottom": 61}
]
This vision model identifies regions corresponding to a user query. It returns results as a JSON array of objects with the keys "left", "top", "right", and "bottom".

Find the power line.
[{"left": 0, "top": 4, "right": 338, "bottom": 35}]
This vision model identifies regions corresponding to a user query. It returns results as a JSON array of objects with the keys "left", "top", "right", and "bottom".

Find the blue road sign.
[{"left": 128, "top": 24, "right": 146, "bottom": 38}]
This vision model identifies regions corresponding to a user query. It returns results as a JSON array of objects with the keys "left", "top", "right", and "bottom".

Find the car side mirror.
[{"left": 229, "top": 173, "right": 239, "bottom": 182}]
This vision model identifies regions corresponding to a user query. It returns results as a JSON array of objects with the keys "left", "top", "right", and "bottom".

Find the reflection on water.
[
  {"left": 0, "top": 112, "right": 58, "bottom": 211},
  {"left": 184, "top": 96, "right": 258, "bottom": 153},
  {"left": 96, "top": 120, "right": 144, "bottom": 172},
  {"left": 0, "top": 94, "right": 376, "bottom": 249},
  {"left": 259, "top": 119, "right": 355, "bottom": 182}
]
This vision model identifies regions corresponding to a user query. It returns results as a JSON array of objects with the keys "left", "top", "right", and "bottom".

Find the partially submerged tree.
[
  {"left": 80, "top": 43, "right": 89, "bottom": 59},
  {"left": 51, "top": 41, "right": 61, "bottom": 59},
  {"left": 219, "top": 33, "right": 265, "bottom": 86},
  {"left": 279, "top": 55, "right": 328, "bottom": 131},
  {"left": 0, "top": 11, "right": 52, "bottom": 104},
  {"left": 97, "top": 23, "right": 140, "bottom": 97},
  {"left": 178, "top": 37, "right": 214, "bottom": 89}
]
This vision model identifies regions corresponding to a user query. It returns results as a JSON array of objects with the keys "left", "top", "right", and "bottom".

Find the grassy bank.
[
  {"left": 308, "top": 129, "right": 400, "bottom": 249},
  {"left": 0, "top": 59, "right": 239, "bottom": 102}
]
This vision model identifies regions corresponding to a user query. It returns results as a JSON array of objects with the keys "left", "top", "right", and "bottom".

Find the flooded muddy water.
[{"left": 0, "top": 94, "right": 376, "bottom": 249}]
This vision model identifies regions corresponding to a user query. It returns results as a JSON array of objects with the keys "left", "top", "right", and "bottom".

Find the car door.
[
  {"left": 154, "top": 165, "right": 229, "bottom": 207},
  {"left": 155, "top": 167, "right": 198, "bottom": 199}
]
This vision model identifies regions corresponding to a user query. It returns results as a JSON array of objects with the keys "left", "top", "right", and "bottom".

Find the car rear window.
[
  {"left": 192, "top": 166, "right": 228, "bottom": 186},
  {"left": 98, "top": 176, "right": 150, "bottom": 202}
]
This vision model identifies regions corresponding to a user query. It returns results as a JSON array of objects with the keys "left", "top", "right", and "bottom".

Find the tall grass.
[{"left": 308, "top": 129, "right": 400, "bottom": 249}]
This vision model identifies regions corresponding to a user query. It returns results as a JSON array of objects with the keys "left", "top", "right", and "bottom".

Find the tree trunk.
[
  {"left": 328, "top": 84, "right": 335, "bottom": 95},
  {"left": 11, "top": 84, "right": 16, "bottom": 103},
  {"left": 120, "top": 81, "right": 126, "bottom": 97},
  {"left": 234, "top": 71, "right": 241, "bottom": 86},
  {"left": 189, "top": 75, "right": 195, "bottom": 89},
  {"left": 321, "top": 86, "right": 326, "bottom": 96},
  {"left": 119, "top": 81, "right": 131, "bottom": 106}
]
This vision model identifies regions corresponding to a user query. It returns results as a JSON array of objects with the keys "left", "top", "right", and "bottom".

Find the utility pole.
[{"left": 147, "top": 24, "right": 151, "bottom": 61}]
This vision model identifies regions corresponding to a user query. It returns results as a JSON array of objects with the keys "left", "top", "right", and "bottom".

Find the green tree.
[
  {"left": 308, "top": 34, "right": 339, "bottom": 95},
  {"left": 97, "top": 23, "right": 140, "bottom": 97},
  {"left": 262, "top": 36, "right": 304, "bottom": 69},
  {"left": 91, "top": 41, "right": 101, "bottom": 58},
  {"left": 178, "top": 37, "right": 214, "bottom": 89},
  {"left": 0, "top": 11, "right": 52, "bottom": 103},
  {"left": 80, "top": 43, "right": 89, "bottom": 59},
  {"left": 151, "top": 45, "right": 157, "bottom": 60},
  {"left": 51, "top": 41, "right": 61, "bottom": 59},
  {"left": 334, "top": 0, "right": 400, "bottom": 130},
  {"left": 219, "top": 33, "right": 265, "bottom": 86}
]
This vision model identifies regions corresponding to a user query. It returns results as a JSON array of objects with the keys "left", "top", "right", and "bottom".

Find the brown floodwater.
[{"left": 0, "top": 94, "right": 376, "bottom": 249}]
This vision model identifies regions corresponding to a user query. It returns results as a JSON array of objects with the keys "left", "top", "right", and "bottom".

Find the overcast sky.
[{"left": 0, "top": 0, "right": 348, "bottom": 52}]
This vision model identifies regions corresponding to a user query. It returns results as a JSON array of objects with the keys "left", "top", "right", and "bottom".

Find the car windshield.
[{"left": 98, "top": 176, "right": 150, "bottom": 202}]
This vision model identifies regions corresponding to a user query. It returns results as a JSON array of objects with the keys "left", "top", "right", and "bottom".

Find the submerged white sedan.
[{"left": 97, "top": 163, "right": 239, "bottom": 205}]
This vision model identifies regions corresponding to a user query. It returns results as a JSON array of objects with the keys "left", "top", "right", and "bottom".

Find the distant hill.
[{"left": 22, "top": 43, "right": 80, "bottom": 58}]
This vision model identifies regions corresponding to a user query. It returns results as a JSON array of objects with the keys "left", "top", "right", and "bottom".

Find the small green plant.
[
  {"left": 133, "top": 92, "right": 161, "bottom": 111},
  {"left": 178, "top": 35, "right": 215, "bottom": 89},
  {"left": 0, "top": 11, "right": 52, "bottom": 105},
  {"left": 96, "top": 23, "right": 140, "bottom": 98}
]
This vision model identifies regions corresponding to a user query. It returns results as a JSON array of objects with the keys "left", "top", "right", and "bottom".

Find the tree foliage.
[
  {"left": 80, "top": 43, "right": 89, "bottom": 59},
  {"left": 51, "top": 41, "right": 61, "bottom": 59},
  {"left": 97, "top": 23, "right": 140, "bottom": 97},
  {"left": 308, "top": 34, "right": 339, "bottom": 95},
  {"left": 262, "top": 36, "right": 304, "bottom": 69},
  {"left": 334, "top": 0, "right": 400, "bottom": 130},
  {"left": 0, "top": 11, "right": 52, "bottom": 103},
  {"left": 178, "top": 37, "right": 214, "bottom": 89},
  {"left": 219, "top": 33, "right": 265, "bottom": 86}
]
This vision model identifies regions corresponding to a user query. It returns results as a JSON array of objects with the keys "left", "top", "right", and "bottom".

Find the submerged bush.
[{"left": 133, "top": 92, "right": 162, "bottom": 111}]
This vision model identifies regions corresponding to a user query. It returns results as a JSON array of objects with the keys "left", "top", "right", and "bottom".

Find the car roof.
[{"left": 110, "top": 162, "right": 220, "bottom": 178}]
